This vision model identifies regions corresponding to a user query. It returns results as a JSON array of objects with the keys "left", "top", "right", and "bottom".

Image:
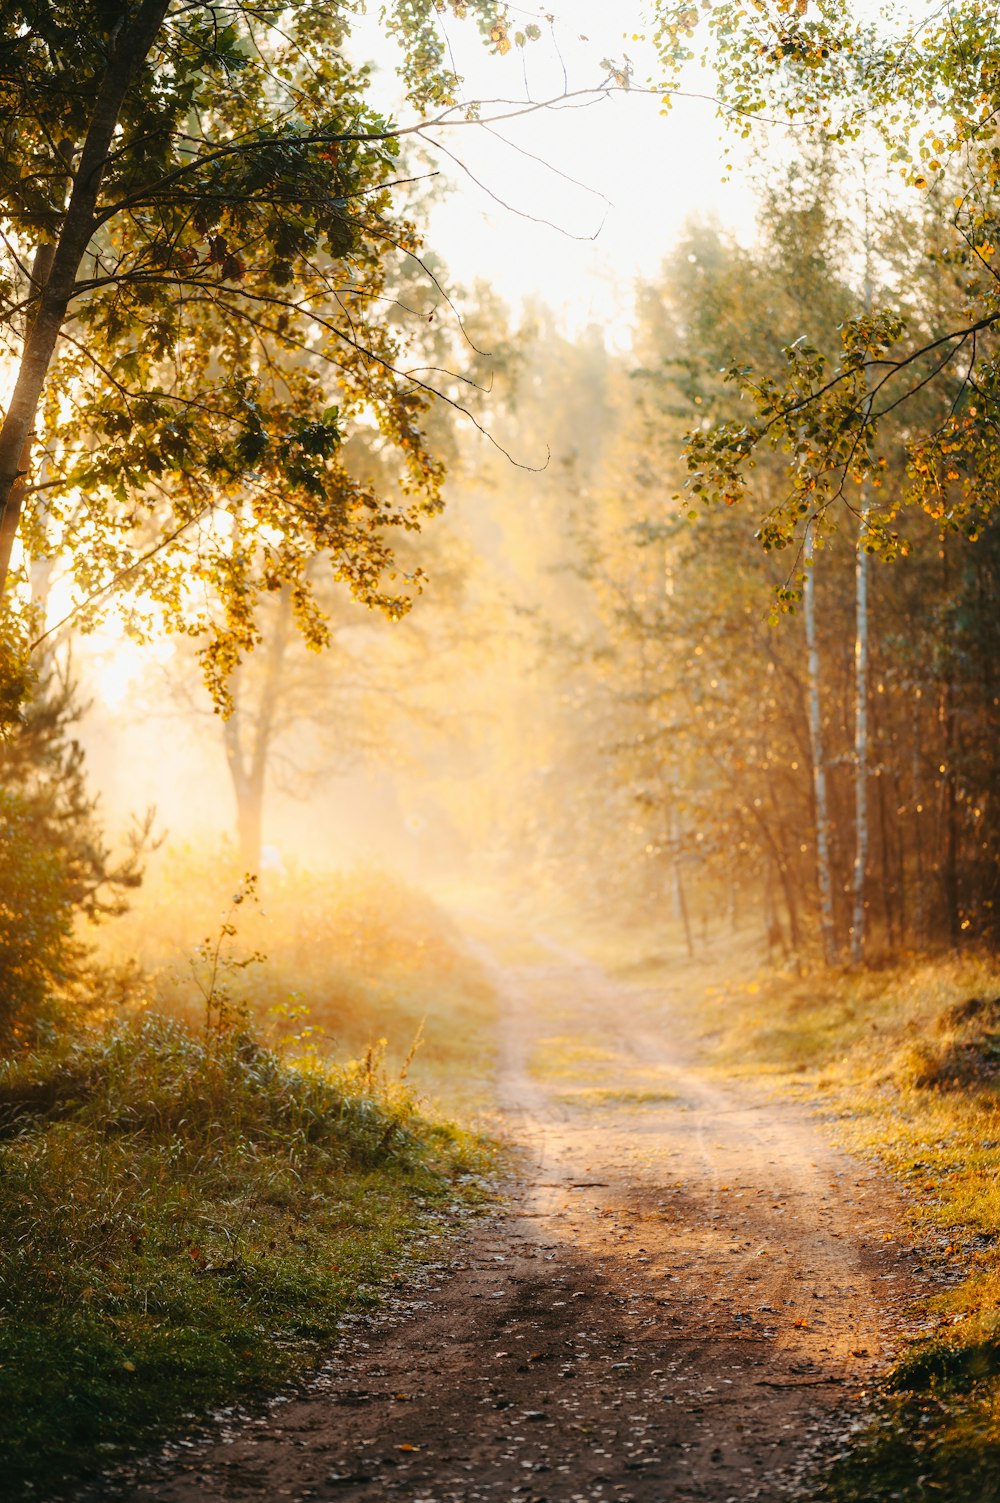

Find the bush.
[
  {"left": 99, "top": 850, "right": 498, "bottom": 1102},
  {"left": 0, "top": 663, "right": 148, "bottom": 1044}
]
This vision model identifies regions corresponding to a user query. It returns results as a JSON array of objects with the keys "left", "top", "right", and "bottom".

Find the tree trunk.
[
  {"left": 804, "top": 525, "right": 837, "bottom": 964},
  {"left": 877, "top": 764, "right": 897, "bottom": 951},
  {"left": 892, "top": 770, "right": 909, "bottom": 944},
  {"left": 0, "top": 0, "right": 170, "bottom": 594},
  {"left": 912, "top": 692, "right": 927, "bottom": 942},
  {"left": 221, "top": 589, "right": 293, "bottom": 872},
  {"left": 668, "top": 803, "right": 694, "bottom": 957},
  {"left": 851, "top": 491, "right": 871, "bottom": 965},
  {"left": 765, "top": 871, "right": 786, "bottom": 962},
  {"left": 940, "top": 663, "right": 961, "bottom": 948}
]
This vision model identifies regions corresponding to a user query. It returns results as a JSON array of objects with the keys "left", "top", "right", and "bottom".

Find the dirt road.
[{"left": 94, "top": 939, "right": 925, "bottom": 1503}]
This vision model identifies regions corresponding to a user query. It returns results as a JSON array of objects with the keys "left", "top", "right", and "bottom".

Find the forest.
[{"left": 3, "top": 2, "right": 1000, "bottom": 1501}]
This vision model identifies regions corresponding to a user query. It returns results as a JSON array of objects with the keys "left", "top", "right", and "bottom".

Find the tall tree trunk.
[
  {"left": 851, "top": 490, "right": 871, "bottom": 965},
  {"left": 938, "top": 542, "right": 961, "bottom": 947},
  {"left": 804, "top": 525, "right": 837, "bottom": 963},
  {"left": 221, "top": 590, "right": 293, "bottom": 872},
  {"left": 912, "top": 692, "right": 927, "bottom": 942},
  {"left": 892, "top": 770, "right": 909, "bottom": 944},
  {"left": 0, "top": 0, "right": 170, "bottom": 594},
  {"left": 765, "top": 868, "right": 789, "bottom": 962},
  {"left": 877, "top": 764, "right": 898, "bottom": 950},
  {"left": 668, "top": 802, "right": 694, "bottom": 957},
  {"left": 940, "top": 677, "right": 960, "bottom": 946},
  {"left": 850, "top": 190, "right": 877, "bottom": 967}
]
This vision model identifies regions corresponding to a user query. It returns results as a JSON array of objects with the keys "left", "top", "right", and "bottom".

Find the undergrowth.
[
  {"left": 0, "top": 1012, "right": 494, "bottom": 1499},
  {"left": 98, "top": 853, "right": 498, "bottom": 1109}
]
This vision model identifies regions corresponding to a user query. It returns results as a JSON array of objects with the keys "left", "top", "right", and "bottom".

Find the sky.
[{"left": 352, "top": 0, "right": 762, "bottom": 335}]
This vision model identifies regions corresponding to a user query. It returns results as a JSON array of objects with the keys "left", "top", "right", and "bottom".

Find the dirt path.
[{"left": 92, "top": 940, "right": 926, "bottom": 1503}]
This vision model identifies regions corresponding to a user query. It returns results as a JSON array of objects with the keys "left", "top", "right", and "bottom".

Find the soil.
[{"left": 86, "top": 938, "right": 929, "bottom": 1503}]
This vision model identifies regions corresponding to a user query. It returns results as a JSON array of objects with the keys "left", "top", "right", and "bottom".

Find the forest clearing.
[{"left": 4, "top": 0, "right": 1000, "bottom": 1499}]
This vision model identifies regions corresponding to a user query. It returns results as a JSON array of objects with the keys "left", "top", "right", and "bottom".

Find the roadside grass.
[
  {"left": 1, "top": 866, "right": 501, "bottom": 1498},
  {"left": 0, "top": 1014, "right": 495, "bottom": 1500},
  {"left": 529, "top": 1032, "right": 683, "bottom": 1110},
  {"left": 98, "top": 853, "right": 499, "bottom": 1112},
  {"left": 656, "top": 943, "right": 1000, "bottom": 1502}
]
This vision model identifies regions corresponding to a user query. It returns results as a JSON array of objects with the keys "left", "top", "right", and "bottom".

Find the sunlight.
[
  {"left": 3, "top": 3, "right": 1000, "bottom": 1498},
  {"left": 91, "top": 634, "right": 174, "bottom": 711}
]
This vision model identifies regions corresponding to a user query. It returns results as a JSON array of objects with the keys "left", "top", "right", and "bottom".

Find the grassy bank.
[
  {"left": 1, "top": 867, "right": 500, "bottom": 1499},
  {"left": 0, "top": 1015, "right": 493, "bottom": 1500},
  {"left": 650, "top": 942, "right": 1000, "bottom": 1502},
  {"left": 99, "top": 856, "right": 499, "bottom": 1110}
]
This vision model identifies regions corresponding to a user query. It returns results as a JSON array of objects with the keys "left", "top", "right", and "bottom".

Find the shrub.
[{"left": 0, "top": 663, "right": 149, "bottom": 1044}]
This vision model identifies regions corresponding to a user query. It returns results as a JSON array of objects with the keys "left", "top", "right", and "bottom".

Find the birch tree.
[{"left": 803, "top": 526, "right": 836, "bottom": 964}]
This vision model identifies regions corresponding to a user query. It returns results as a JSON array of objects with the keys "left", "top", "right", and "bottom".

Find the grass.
[
  {"left": 0, "top": 864, "right": 502, "bottom": 1499},
  {"left": 97, "top": 853, "right": 500, "bottom": 1112},
  {"left": 646, "top": 941, "right": 1000, "bottom": 1502},
  {"left": 529, "top": 1031, "right": 683, "bottom": 1109},
  {"left": 553, "top": 1085, "right": 680, "bottom": 1107},
  {"left": 0, "top": 1014, "right": 495, "bottom": 1500}
]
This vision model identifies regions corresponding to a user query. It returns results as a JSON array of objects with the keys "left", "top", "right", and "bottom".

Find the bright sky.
[{"left": 355, "top": 1, "right": 762, "bottom": 335}]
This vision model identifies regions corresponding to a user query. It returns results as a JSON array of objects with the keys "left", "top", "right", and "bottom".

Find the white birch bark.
[
  {"left": 851, "top": 489, "right": 871, "bottom": 965},
  {"left": 852, "top": 178, "right": 875, "bottom": 966},
  {"left": 804, "top": 526, "right": 837, "bottom": 963}
]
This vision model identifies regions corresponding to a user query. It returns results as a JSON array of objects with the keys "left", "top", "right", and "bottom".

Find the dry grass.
[
  {"left": 96, "top": 850, "right": 499, "bottom": 1111},
  {"left": 0, "top": 861, "right": 503, "bottom": 1498}
]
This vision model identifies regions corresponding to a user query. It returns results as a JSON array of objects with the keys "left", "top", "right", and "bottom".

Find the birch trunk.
[
  {"left": 851, "top": 489, "right": 871, "bottom": 965},
  {"left": 804, "top": 526, "right": 837, "bottom": 964}
]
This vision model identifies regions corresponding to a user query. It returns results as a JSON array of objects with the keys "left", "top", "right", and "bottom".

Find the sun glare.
[{"left": 92, "top": 635, "right": 174, "bottom": 711}]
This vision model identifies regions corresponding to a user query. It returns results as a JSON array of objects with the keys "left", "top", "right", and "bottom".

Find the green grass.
[{"left": 0, "top": 1014, "right": 494, "bottom": 1499}]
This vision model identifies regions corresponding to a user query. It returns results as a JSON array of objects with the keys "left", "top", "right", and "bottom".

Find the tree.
[
  {"left": 211, "top": 532, "right": 470, "bottom": 870},
  {"left": 803, "top": 522, "right": 836, "bottom": 963},
  {"left": 0, "top": 0, "right": 550, "bottom": 708},
  {"left": 0, "top": 662, "right": 149, "bottom": 1040},
  {"left": 489, "top": 153, "right": 1000, "bottom": 960},
  {"left": 653, "top": 0, "right": 1000, "bottom": 568}
]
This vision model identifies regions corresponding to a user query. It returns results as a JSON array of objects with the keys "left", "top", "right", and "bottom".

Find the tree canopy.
[
  {"left": 652, "top": 0, "right": 1000, "bottom": 579},
  {"left": 0, "top": 0, "right": 533, "bottom": 707}
]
